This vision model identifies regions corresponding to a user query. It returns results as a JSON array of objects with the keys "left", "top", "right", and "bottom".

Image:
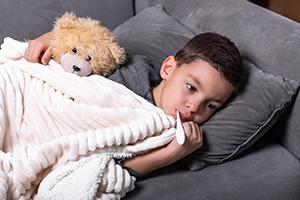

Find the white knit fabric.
[{"left": 0, "top": 38, "right": 176, "bottom": 199}]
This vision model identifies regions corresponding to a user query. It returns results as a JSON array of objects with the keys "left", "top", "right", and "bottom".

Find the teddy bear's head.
[{"left": 50, "top": 12, "right": 126, "bottom": 76}]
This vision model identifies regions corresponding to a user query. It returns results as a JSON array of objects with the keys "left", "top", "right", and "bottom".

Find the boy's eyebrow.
[
  {"left": 188, "top": 74, "right": 201, "bottom": 87},
  {"left": 214, "top": 99, "right": 225, "bottom": 105}
]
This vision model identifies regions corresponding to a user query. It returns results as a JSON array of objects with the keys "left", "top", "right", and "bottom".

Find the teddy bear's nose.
[{"left": 73, "top": 65, "right": 81, "bottom": 72}]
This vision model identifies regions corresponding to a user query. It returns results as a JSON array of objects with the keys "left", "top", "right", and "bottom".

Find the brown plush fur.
[{"left": 50, "top": 12, "right": 126, "bottom": 76}]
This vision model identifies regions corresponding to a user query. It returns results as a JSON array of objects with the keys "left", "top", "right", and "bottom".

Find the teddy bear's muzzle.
[{"left": 60, "top": 53, "right": 93, "bottom": 76}]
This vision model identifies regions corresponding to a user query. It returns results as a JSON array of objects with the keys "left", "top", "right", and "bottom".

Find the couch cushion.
[
  {"left": 135, "top": 0, "right": 164, "bottom": 13},
  {"left": 125, "top": 138, "right": 300, "bottom": 200},
  {"left": 113, "top": 4, "right": 194, "bottom": 72},
  {"left": 113, "top": 4, "right": 299, "bottom": 170}
]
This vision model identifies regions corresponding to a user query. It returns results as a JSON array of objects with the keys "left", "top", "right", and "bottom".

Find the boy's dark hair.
[{"left": 175, "top": 32, "right": 244, "bottom": 92}]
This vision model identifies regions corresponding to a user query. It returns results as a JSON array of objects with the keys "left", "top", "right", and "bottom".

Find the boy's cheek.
[{"left": 197, "top": 112, "right": 215, "bottom": 124}]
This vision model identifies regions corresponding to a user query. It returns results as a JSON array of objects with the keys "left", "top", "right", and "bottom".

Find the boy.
[{"left": 24, "top": 32, "right": 243, "bottom": 176}]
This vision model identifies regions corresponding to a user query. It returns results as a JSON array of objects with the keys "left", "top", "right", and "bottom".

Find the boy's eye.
[
  {"left": 86, "top": 55, "right": 91, "bottom": 61},
  {"left": 186, "top": 83, "right": 196, "bottom": 92},
  {"left": 72, "top": 47, "right": 77, "bottom": 54},
  {"left": 207, "top": 103, "right": 217, "bottom": 110}
]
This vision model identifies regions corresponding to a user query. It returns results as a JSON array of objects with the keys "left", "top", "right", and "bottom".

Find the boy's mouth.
[{"left": 178, "top": 111, "right": 189, "bottom": 122}]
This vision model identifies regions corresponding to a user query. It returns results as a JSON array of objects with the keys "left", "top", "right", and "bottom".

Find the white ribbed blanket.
[{"left": 0, "top": 38, "right": 176, "bottom": 200}]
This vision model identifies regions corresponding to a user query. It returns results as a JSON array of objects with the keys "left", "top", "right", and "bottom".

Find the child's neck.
[{"left": 151, "top": 82, "right": 163, "bottom": 107}]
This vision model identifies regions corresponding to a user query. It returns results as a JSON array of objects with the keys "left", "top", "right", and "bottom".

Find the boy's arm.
[
  {"left": 123, "top": 145, "right": 176, "bottom": 174},
  {"left": 124, "top": 121, "right": 203, "bottom": 174}
]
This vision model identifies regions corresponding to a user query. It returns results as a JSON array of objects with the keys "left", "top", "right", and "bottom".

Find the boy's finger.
[
  {"left": 182, "top": 122, "right": 192, "bottom": 137},
  {"left": 41, "top": 48, "right": 52, "bottom": 65},
  {"left": 190, "top": 122, "right": 198, "bottom": 138},
  {"left": 195, "top": 125, "right": 203, "bottom": 147}
]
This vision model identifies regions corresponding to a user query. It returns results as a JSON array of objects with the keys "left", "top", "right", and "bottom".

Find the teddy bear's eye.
[
  {"left": 86, "top": 55, "right": 92, "bottom": 61},
  {"left": 72, "top": 47, "right": 77, "bottom": 54}
]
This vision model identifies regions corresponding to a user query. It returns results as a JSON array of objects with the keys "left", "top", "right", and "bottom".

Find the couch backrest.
[
  {"left": 135, "top": 0, "right": 300, "bottom": 160},
  {"left": 0, "top": 0, "right": 134, "bottom": 42}
]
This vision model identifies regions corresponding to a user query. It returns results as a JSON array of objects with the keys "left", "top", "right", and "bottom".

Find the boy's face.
[{"left": 153, "top": 56, "right": 234, "bottom": 124}]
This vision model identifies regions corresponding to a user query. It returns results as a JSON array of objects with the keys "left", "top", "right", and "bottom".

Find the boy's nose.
[{"left": 187, "top": 100, "right": 202, "bottom": 113}]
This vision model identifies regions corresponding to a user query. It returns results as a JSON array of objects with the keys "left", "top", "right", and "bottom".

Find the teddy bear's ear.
[
  {"left": 54, "top": 12, "right": 79, "bottom": 29},
  {"left": 108, "top": 44, "right": 126, "bottom": 65}
]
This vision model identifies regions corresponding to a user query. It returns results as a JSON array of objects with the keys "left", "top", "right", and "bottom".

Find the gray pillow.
[
  {"left": 113, "top": 4, "right": 194, "bottom": 72},
  {"left": 113, "top": 5, "right": 300, "bottom": 170}
]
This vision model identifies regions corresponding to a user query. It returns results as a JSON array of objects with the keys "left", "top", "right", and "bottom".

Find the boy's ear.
[{"left": 160, "top": 55, "right": 177, "bottom": 79}]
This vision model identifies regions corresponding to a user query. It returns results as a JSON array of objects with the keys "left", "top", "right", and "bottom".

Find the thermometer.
[{"left": 176, "top": 110, "right": 185, "bottom": 145}]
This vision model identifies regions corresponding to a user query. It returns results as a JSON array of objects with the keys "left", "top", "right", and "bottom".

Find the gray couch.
[{"left": 1, "top": 0, "right": 299, "bottom": 199}]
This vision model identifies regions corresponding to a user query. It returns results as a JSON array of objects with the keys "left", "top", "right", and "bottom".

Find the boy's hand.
[
  {"left": 167, "top": 121, "right": 203, "bottom": 161},
  {"left": 24, "top": 32, "right": 52, "bottom": 65},
  {"left": 123, "top": 121, "right": 203, "bottom": 174}
]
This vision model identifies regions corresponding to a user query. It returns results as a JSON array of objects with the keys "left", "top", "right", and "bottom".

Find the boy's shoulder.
[{"left": 107, "top": 55, "right": 161, "bottom": 103}]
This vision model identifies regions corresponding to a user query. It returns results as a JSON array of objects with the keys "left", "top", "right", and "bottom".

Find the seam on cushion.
[
  {"left": 277, "top": 142, "right": 300, "bottom": 164},
  {"left": 217, "top": 92, "right": 295, "bottom": 164},
  {"left": 160, "top": 4, "right": 197, "bottom": 35},
  {"left": 283, "top": 77, "right": 300, "bottom": 96}
]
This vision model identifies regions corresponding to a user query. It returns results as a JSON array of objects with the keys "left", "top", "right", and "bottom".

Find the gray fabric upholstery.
[
  {"left": 135, "top": 0, "right": 163, "bottom": 13},
  {"left": 0, "top": 0, "right": 134, "bottom": 42},
  {"left": 113, "top": 5, "right": 194, "bottom": 72},
  {"left": 125, "top": 138, "right": 300, "bottom": 200}
]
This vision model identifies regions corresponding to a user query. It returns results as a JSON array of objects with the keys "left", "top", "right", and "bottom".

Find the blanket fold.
[{"left": 0, "top": 37, "right": 176, "bottom": 200}]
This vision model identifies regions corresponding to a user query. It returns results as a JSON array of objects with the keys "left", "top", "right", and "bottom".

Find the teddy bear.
[{"left": 50, "top": 12, "right": 126, "bottom": 76}]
